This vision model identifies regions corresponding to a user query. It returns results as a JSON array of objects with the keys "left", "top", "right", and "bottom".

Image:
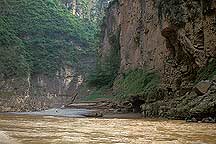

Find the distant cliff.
[
  {"left": 95, "top": 0, "right": 216, "bottom": 119},
  {"left": 0, "top": 0, "right": 97, "bottom": 112}
]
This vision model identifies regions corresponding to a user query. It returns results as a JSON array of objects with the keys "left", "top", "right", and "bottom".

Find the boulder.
[
  {"left": 194, "top": 80, "right": 211, "bottom": 95},
  {"left": 82, "top": 111, "right": 103, "bottom": 117},
  {"left": 202, "top": 117, "right": 216, "bottom": 123},
  {"left": 185, "top": 117, "right": 198, "bottom": 123}
]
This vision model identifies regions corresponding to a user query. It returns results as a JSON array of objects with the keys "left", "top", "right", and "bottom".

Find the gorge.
[
  {"left": 91, "top": 0, "right": 216, "bottom": 120},
  {"left": 0, "top": 0, "right": 216, "bottom": 143},
  {"left": 0, "top": 0, "right": 216, "bottom": 121}
]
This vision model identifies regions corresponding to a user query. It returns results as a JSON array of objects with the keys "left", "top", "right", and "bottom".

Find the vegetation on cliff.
[
  {"left": 195, "top": 58, "right": 216, "bottom": 83},
  {"left": 0, "top": 20, "right": 29, "bottom": 79},
  {"left": 87, "top": 0, "right": 161, "bottom": 101},
  {"left": 88, "top": 28, "right": 121, "bottom": 88},
  {"left": 61, "top": 0, "right": 111, "bottom": 23},
  {"left": 113, "top": 69, "right": 160, "bottom": 100},
  {"left": 86, "top": 0, "right": 216, "bottom": 121},
  {"left": 0, "top": 0, "right": 98, "bottom": 79},
  {"left": 157, "top": 0, "right": 215, "bottom": 27}
]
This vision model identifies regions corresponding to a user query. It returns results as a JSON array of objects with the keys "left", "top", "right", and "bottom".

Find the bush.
[
  {"left": 0, "top": 23, "right": 30, "bottom": 79},
  {"left": 81, "top": 86, "right": 112, "bottom": 101},
  {"left": 113, "top": 69, "right": 160, "bottom": 100},
  {"left": 195, "top": 58, "right": 216, "bottom": 83}
]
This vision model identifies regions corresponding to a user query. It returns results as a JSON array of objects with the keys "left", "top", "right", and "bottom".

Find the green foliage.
[
  {"left": 195, "top": 58, "right": 216, "bottom": 83},
  {"left": 59, "top": 0, "right": 110, "bottom": 25},
  {"left": 92, "top": 0, "right": 110, "bottom": 23},
  {"left": 81, "top": 87, "right": 112, "bottom": 101},
  {"left": 0, "top": 45, "right": 29, "bottom": 79},
  {"left": 87, "top": 28, "right": 121, "bottom": 87},
  {"left": 114, "top": 69, "right": 160, "bottom": 100},
  {"left": 0, "top": 0, "right": 98, "bottom": 78},
  {"left": 0, "top": 91, "right": 16, "bottom": 97},
  {"left": 0, "top": 20, "right": 29, "bottom": 78}
]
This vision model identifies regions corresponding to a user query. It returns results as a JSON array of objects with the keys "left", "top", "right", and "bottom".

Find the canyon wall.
[
  {"left": 0, "top": 0, "right": 98, "bottom": 112},
  {"left": 100, "top": 0, "right": 216, "bottom": 119},
  {"left": 0, "top": 55, "right": 94, "bottom": 112}
]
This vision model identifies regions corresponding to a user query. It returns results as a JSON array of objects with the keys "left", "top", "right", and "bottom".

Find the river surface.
[{"left": 0, "top": 109, "right": 216, "bottom": 144}]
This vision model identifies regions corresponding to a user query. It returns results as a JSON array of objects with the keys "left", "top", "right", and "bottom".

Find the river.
[{"left": 0, "top": 109, "right": 216, "bottom": 144}]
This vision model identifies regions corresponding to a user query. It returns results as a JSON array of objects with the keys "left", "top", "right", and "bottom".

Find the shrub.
[
  {"left": 113, "top": 69, "right": 160, "bottom": 100},
  {"left": 195, "top": 58, "right": 216, "bottom": 83}
]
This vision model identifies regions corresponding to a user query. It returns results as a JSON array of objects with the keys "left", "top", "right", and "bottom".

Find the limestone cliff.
[
  {"left": 100, "top": 0, "right": 216, "bottom": 119},
  {"left": 0, "top": 55, "right": 94, "bottom": 112},
  {"left": 0, "top": 0, "right": 97, "bottom": 112}
]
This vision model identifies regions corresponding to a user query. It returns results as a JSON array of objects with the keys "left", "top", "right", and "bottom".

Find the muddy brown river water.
[{"left": 0, "top": 112, "right": 216, "bottom": 144}]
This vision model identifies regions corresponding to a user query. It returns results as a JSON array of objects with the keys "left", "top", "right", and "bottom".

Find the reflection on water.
[{"left": 0, "top": 114, "right": 216, "bottom": 144}]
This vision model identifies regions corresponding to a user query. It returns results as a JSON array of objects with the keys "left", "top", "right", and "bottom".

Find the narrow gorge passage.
[{"left": 0, "top": 0, "right": 216, "bottom": 144}]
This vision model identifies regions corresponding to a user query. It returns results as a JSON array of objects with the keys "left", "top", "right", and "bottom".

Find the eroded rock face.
[
  {"left": 0, "top": 66, "right": 75, "bottom": 112},
  {"left": 100, "top": 0, "right": 216, "bottom": 119},
  {"left": 119, "top": 0, "right": 167, "bottom": 72},
  {"left": 141, "top": 80, "right": 216, "bottom": 119},
  {"left": 0, "top": 58, "right": 94, "bottom": 112},
  {"left": 194, "top": 80, "right": 211, "bottom": 95},
  {"left": 99, "top": 1, "right": 121, "bottom": 60},
  {"left": 101, "top": 0, "right": 215, "bottom": 87}
]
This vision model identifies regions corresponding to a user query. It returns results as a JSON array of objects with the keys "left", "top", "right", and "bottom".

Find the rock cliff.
[
  {"left": 99, "top": 0, "right": 216, "bottom": 119},
  {"left": 0, "top": 0, "right": 97, "bottom": 112},
  {"left": 0, "top": 55, "right": 94, "bottom": 112}
]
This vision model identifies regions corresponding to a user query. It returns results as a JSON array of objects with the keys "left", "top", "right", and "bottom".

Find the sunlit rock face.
[
  {"left": 101, "top": 0, "right": 216, "bottom": 89},
  {"left": 100, "top": 0, "right": 216, "bottom": 118},
  {"left": 118, "top": 0, "right": 166, "bottom": 72},
  {"left": 0, "top": 56, "right": 94, "bottom": 112},
  {"left": 0, "top": 65, "right": 76, "bottom": 112}
]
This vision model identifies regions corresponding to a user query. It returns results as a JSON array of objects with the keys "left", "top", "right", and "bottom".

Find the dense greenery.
[
  {"left": 0, "top": 0, "right": 98, "bottom": 78},
  {"left": 195, "top": 58, "right": 216, "bottom": 83},
  {"left": 114, "top": 69, "right": 160, "bottom": 100},
  {"left": 0, "top": 19, "right": 29, "bottom": 79},
  {"left": 88, "top": 28, "right": 121, "bottom": 87},
  {"left": 60, "top": 0, "right": 110, "bottom": 24},
  {"left": 81, "top": 87, "right": 112, "bottom": 101}
]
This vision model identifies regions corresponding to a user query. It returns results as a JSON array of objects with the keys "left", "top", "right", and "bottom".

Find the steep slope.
[
  {"left": 94, "top": 0, "right": 216, "bottom": 119},
  {"left": 0, "top": 0, "right": 97, "bottom": 111}
]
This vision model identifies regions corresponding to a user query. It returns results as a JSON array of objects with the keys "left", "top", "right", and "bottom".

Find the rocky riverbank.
[
  {"left": 67, "top": 96, "right": 215, "bottom": 123},
  {"left": 1, "top": 96, "right": 214, "bottom": 123},
  {"left": 66, "top": 98, "right": 142, "bottom": 118},
  {"left": 91, "top": 0, "right": 216, "bottom": 123},
  {"left": 68, "top": 78, "right": 216, "bottom": 122},
  {"left": 139, "top": 79, "right": 216, "bottom": 122}
]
